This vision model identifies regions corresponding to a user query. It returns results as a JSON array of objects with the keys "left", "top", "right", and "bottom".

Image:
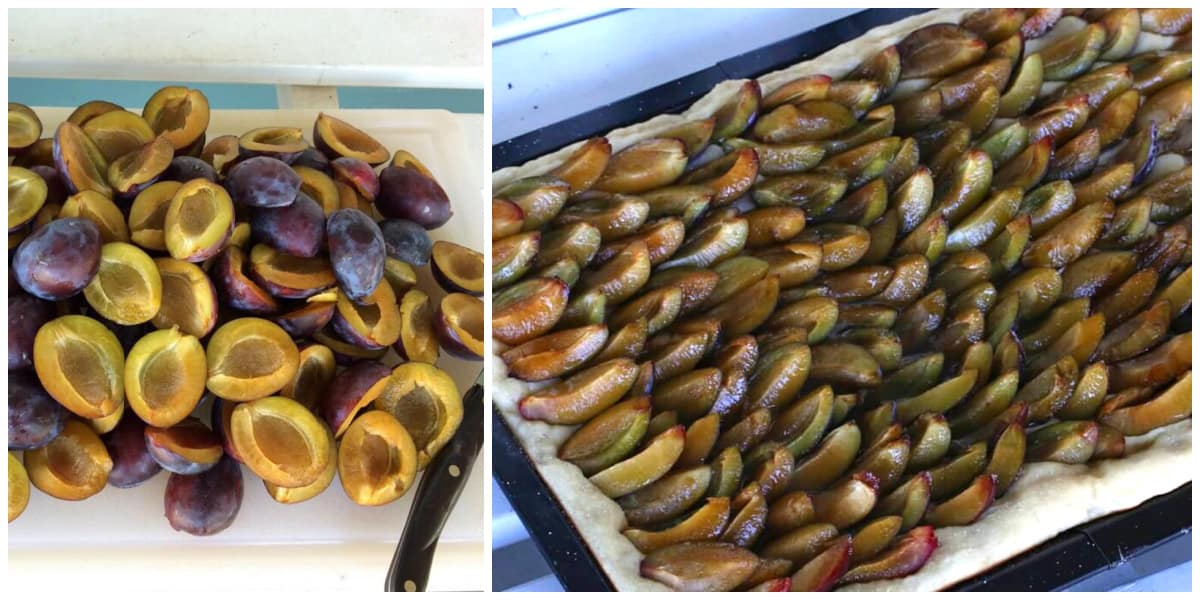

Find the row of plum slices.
[{"left": 8, "top": 88, "right": 485, "bottom": 534}]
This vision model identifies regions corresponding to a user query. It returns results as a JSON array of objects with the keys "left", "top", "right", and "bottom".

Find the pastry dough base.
[{"left": 491, "top": 8, "right": 1193, "bottom": 591}]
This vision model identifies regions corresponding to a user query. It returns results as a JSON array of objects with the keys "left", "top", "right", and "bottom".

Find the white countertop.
[{"left": 9, "top": 109, "right": 487, "bottom": 593}]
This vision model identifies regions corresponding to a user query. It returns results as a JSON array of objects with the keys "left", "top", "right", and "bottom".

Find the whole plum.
[
  {"left": 9, "top": 370, "right": 68, "bottom": 449},
  {"left": 164, "top": 454, "right": 243, "bottom": 536},
  {"left": 102, "top": 411, "right": 162, "bottom": 488},
  {"left": 327, "top": 209, "right": 386, "bottom": 302},
  {"left": 376, "top": 165, "right": 452, "bottom": 229},
  {"left": 251, "top": 192, "right": 326, "bottom": 257},
  {"left": 379, "top": 219, "right": 433, "bottom": 266},
  {"left": 291, "top": 147, "right": 331, "bottom": 174},
  {"left": 10, "top": 291, "right": 53, "bottom": 369},
  {"left": 162, "top": 156, "right": 218, "bottom": 183},
  {"left": 225, "top": 156, "right": 300, "bottom": 208},
  {"left": 13, "top": 217, "right": 101, "bottom": 300},
  {"left": 331, "top": 157, "right": 380, "bottom": 200}
]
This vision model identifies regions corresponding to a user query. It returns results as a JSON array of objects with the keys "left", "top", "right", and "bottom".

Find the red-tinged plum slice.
[
  {"left": 107, "top": 135, "right": 174, "bottom": 198},
  {"left": 924, "top": 474, "right": 997, "bottom": 527},
  {"left": 790, "top": 535, "right": 852, "bottom": 592},
  {"left": 13, "top": 217, "right": 101, "bottom": 300},
  {"left": 327, "top": 208, "right": 386, "bottom": 302},
  {"left": 163, "top": 454, "right": 243, "bottom": 536},
  {"left": 331, "top": 156, "right": 380, "bottom": 201},
  {"left": 23, "top": 420, "right": 111, "bottom": 500},
  {"left": 745, "top": 577, "right": 791, "bottom": 592},
  {"left": 840, "top": 525, "right": 938, "bottom": 584}
]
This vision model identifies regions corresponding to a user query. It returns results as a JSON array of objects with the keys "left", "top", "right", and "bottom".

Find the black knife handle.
[{"left": 386, "top": 382, "right": 484, "bottom": 592}]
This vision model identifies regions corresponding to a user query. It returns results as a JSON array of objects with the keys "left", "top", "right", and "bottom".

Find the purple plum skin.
[
  {"left": 164, "top": 454, "right": 243, "bottom": 536},
  {"left": 103, "top": 412, "right": 162, "bottom": 488},
  {"left": 376, "top": 166, "right": 452, "bottom": 230},
  {"left": 13, "top": 217, "right": 101, "bottom": 300},
  {"left": 326, "top": 209, "right": 386, "bottom": 302},
  {"left": 250, "top": 192, "right": 326, "bottom": 257},
  {"left": 8, "top": 371, "right": 68, "bottom": 450},
  {"left": 225, "top": 156, "right": 301, "bottom": 208}
]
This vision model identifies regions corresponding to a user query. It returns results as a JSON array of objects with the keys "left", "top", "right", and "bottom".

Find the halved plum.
[
  {"left": 144, "top": 417, "right": 223, "bottom": 475},
  {"left": 431, "top": 240, "right": 484, "bottom": 295},
  {"left": 239, "top": 126, "right": 308, "bottom": 163},
  {"left": 435, "top": 293, "right": 484, "bottom": 360},
  {"left": 313, "top": 113, "right": 389, "bottom": 165}
]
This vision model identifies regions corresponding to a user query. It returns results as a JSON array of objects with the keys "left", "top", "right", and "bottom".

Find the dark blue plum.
[
  {"left": 162, "top": 156, "right": 218, "bottom": 183},
  {"left": 290, "top": 147, "right": 332, "bottom": 174},
  {"left": 327, "top": 209, "right": 385, "bottom": 302},
  {"left": 225, "top": 156, "right": 300, "bottom": 208},
  {"left": 379, "top": 218, "right": 433, "bottom": 266}
]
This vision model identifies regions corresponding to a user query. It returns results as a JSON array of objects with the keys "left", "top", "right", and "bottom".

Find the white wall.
[{"left": 493, "top": 8, "right": 862, "bottom": 142}]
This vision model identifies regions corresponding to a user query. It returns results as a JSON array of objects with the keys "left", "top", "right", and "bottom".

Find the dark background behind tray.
[{"left": 492, "top": 7, "right": 1193, "bottom": 591}]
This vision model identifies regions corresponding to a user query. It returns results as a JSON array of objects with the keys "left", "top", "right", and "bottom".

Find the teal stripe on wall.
[
  {"left": 9, "top": 78, "right": 484, "bottom": 113},
  {"left": 9, "top": 78, "right": 279, "bottom": 109},
  {"left": 338, "top": 86, "right": 483, "bottom": 113}
]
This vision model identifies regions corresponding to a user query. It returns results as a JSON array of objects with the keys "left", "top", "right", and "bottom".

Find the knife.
[{"left": 385, "top": 371, "right": 484, "bottom": 592}]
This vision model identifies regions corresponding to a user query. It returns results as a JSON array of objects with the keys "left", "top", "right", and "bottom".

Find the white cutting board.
[{"left": 8, "top": 109, "right": 486, "bottom": 591}]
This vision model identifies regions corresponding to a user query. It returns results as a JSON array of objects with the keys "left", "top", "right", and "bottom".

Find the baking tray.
[
  {"left": 491, "top": 8, "right": 1192, "bottom": 592},
  {"left": 9, "top": 108, "right": 486, "bottom": 592}
]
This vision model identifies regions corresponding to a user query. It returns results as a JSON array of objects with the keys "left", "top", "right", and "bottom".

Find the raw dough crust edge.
[{"left": 491, "top": 7, "right": 1193, "bottom": 591}]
